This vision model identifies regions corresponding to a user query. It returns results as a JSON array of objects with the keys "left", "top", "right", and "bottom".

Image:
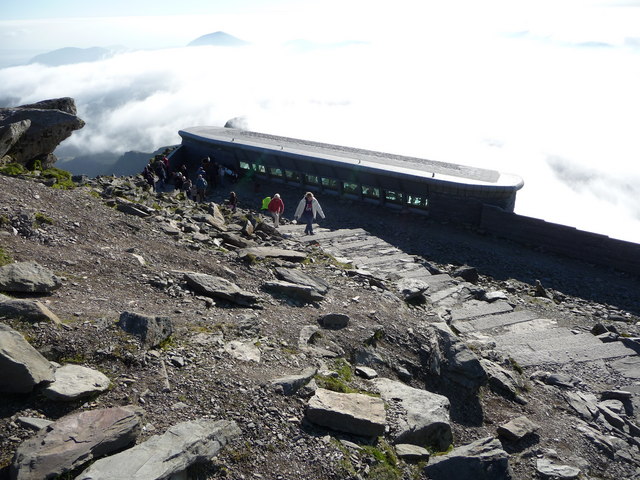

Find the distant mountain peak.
[{"left": 187, "top": 31, "right": 250, "bottom": 47}]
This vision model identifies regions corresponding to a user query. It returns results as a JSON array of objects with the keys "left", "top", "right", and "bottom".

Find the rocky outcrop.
[
  {"left": 0, "top": 98, "right": 84, "bottom": 169},
  {"left": 10, "top": 406, "right": 142, "bottom": 480},
  {"left": 184, "top": 272, "right": 261, "bottom": 307},
  {"left": 0, "top": 323, "right": 54, "bottom": 393},
  {"left": 306, "top": 388, "right": 386, "bottom": 437},
  {"left": 0, "top": 297, "right": 61, "bottom": 323},
  {"left": 423, "top": 436, "right": 513, "bottom": 480},
  {"left": 0, "top": 261, "right": 62, "bottom": 293},
  {"left": 42, "top": 364, "right": 111, "bottom": 401},
  {"left": 117, "top": 311, "right": 173, "bottom": 349},
  {"left": 373, "top": 377, "right": 453, "bottom": 451},
  {"left": 75, "top": 419, "right": 241, "bottom": 480}
]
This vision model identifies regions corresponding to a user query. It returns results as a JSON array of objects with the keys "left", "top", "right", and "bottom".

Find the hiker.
[
  {"left": 182, "top": 177, "right": 193, "bottom": 200},
  {"left": 294, "top": 191, "right": 325, "bottom": 235},
  {"left": 153, "top": 156, "right": 167, "bottom": 191},
  {"left": 261, "top": 196, "right": 272, "bottom": 211},
  {"left": 228, "top": 191, "right": 238, "bottom": 212},
  {"left": 142, "top": 163, "right": 155, "bottom": 191},
  {"left": 195, "top": 174, "right": 208, "bottom": 202},
  {"left": 267, "top": 193, "right": 285, "bottom": 228}
]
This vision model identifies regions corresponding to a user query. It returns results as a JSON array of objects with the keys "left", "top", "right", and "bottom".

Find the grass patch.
[
  {"left": 34, "top": 212, "right": 54, "bottom": 227},
  {"left": 42, "top": 167, "right": 74, "bottom": 190},
  {"left": 509, "top": 357, "right": 524, "bottom": 375},
  {"left": 0, "top": 247, "right": 12, "bottom": 267},
  {"left": 0, "top": 162, "right": 27, "bottom": 176}
]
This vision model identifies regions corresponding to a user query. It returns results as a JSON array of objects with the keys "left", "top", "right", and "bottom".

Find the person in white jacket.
[{"left": 294, "top": 191, "right": 325, "bottom": 235}]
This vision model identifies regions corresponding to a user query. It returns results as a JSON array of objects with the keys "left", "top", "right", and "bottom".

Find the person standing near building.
[
  {"left": 267, "top": 194, "right": 285, "bottom": 228},
  {"left": 294, "top": 192, "right": 325, "bottom": 235}
]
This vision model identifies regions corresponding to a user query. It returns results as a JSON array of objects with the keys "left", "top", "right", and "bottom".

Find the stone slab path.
[{"left": 279, "top": 225, "right": 638, "bottom": 369}]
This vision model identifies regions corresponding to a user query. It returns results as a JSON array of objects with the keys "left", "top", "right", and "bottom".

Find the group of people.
[
  {"left": 142, "top": 156, "right": 327, "bottom": 234},
  {"left": 262, "top": 191, "right": 325, "bottom": 235}
]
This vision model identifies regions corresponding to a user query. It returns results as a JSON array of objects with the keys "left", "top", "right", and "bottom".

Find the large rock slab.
[
  {"left": 184, "top": 273, "right": 260, "bottom": 307},
  {"left": 263, "top": 280, "right": 325, "bottom": 303},
  {"left": 373, "top": 378, "right": 452, "bottom": 451},
  {"left": 224, "top": 340, "right": 261, "bottom": 363},
  {"left": 75, "top": 419, "right": 241, "bottom": 480},
  {"left": 237, "top": 246, "right": 307, "bottom": 262},
  {"left": 0, "top": 262, "right": 62, "bottom": 293},
  {"left": 0, "top": 323, "right": 54, "bottom": 393},
  {"left": 272, "top": 367, "right": 318, "bottom": 395},
  {"left": 423, "top": 322, "right": 487, "bottom": 391},
  {"left": 0, "top": 298, "right": 61, "bottom": 324},
  {"left": 306, "top": 388, "right": 386, "bottom": 437},
  {"left": 10, "top": 406, "right": 143, "bottom": 480},
  {"left": 535, "top": 459, "right": 580, "bottom": 479},
  {"left": 42, "top": 364, "right": 111, "bottom": 401},
  {"left": 0, "top": 119, "right": 31, "bottom": 158},
  {"left": 424, "top": 436, "right": 513, "bottom": 480},
  {"left": 274, "top": 267, "right": 329, "bottom": 295},
  {"left": 117, "top": 311, "right": 173, "bottom": 348},
  {"left": 496, "top": 416, "right": 539, "bottom": 442},
  {"left": 0, "top": 97, "right": 85, "bottom": 168}
]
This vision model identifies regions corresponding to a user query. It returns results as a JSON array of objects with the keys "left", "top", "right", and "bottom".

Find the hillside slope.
[{"left": 1, "top": 173, "right": 639, "bottom": 479}]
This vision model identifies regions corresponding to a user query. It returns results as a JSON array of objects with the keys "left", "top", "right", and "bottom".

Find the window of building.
[
  {"left": 305, "top": 174, "right": 320, "bottom": 185},
  {"left": 385, "top": 190, "right": 403, "bottom": 203},
  {"left": 362, "top": 185, "right": 380, "bottom": 199},
  {"left": 321, "top": 177, "right": 339, "bottom": 190},
  {"left": 285, "top": 170, "right": 301, "bottom": 182},
  {"left": 343, "top": 182, "right": 360, "bottom": 195},
  {"left": 269, "top": 167, "right": 284, "bottom": 177}
]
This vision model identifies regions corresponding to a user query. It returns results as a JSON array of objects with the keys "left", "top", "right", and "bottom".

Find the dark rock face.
[{"left": 0, "top": 97, "right": 84, "bottom": 169}]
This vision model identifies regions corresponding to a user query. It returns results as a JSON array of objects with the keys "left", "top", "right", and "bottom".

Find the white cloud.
[{"left": 0, "top": 11, "right": 639, "bottom": 243}]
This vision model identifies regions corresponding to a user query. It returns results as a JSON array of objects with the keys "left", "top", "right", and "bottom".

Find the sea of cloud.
[{"left": 0, "top": 33, "right": 638, "bottom": 243}]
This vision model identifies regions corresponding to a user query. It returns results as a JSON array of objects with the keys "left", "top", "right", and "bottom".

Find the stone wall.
[{"left": 480, "top": 205, "right": 640, "bottom": 276}]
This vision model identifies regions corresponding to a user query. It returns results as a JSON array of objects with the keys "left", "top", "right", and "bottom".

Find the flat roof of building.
[{"left": 180, "top": 126, "right": 524, "bottom": 189}]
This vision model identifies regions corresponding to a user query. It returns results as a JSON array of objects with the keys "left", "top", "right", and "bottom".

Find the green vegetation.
[
  {"left": 509, "top": 357, "right": 524, "bottom": 374},
  {"left": 59, "top": 353, "right": 86, "bottom": 364},
  {"left": 34, "top": 212, "right": 54, "bottom": 227},
  {"left": 0, "top": 162, "right": 75, "bottom": 189},
  {"left": 42, "top": 167, "right": 74, "bottom": 189},
  {"left": 157, "top": 335, "right": 176, "bottom": 350},
  {"left": 427, "top": 443, "right": 454, "bottom": 456},
  {"left": 0, "top": 162, "right": 26, "bottom": 176},
  {"left": 0, "top": 247, "right": 12, "bottom": 267}
]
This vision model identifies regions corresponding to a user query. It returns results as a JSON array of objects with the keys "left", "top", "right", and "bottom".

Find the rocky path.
[{"left": 280, "top": 224, "right": 639, "bottom": 372}]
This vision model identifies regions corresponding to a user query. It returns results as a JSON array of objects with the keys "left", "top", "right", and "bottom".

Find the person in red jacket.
[{"left": 267, "top": 193, "right": 285, "bottom": 228}]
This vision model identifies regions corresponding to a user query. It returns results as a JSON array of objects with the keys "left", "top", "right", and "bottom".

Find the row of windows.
[{"left": 238, "top": 161, "right": 429, "bottom": 208}]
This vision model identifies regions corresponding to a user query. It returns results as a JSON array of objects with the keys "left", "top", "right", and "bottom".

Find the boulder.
[
  {"left": 184, "top": 273, "right": 260, "bottom": 307},
  {"left": 373, "top": 378, "right": 453, "bottom": 451},
  {"left": 424, "top": 436, "right": 513, "bottom": 480},
  {"left": 75, "top": 419, "right": 241, "bottom": 480},
  {"left": 395, "top": 443, "right": 430, "bottom": 461},
  {"left": 274, "top": 267, "right": 329, "bottom": 295},
  {"left": 396, "top": 277, "right": 429, "bottom": 303},
  {"left": 0, "top": 298, "right": 61, "bottom": 324},
  {"left": 535, "top": 459, "right": 580, "bottom": 479},
  {"left": 0, "top": 323, "right": 54, "bottom": 393},
  {"left": 355, "top": 366, "right": 378, "bottom": 379},
  {"left": 224, "top": 340, "right": 261, "bottom": 363},
  {"left": 272, "top": 367, "right": 318, "bottom": 395},
  {"left": 0, "top": 98, "right": 85, "bottom": 169},
  {"left": 0, "top": 119, "right": 31, "bottom": 158},
  {"left": 263, "top": 280, "right": 324, "bottom": 303},
  {"left": 306, "top": 388, "right": 386, "bottom": 437},
  {"left": 317, "top": 313, "right": 349, "bottom": 330},
  {"left": 453, "top": 265, "right": 479, "bottom": 283},
  {"left": 10, "top": 406, "right": 142, "bottom": 480},
  {"left": 480, "top": 359, "right": 525, "bottom": 403},
  {"left": 496, "top": 416, "right": 539, "bottom": 442},
  {"left": 422, "top": 322, "right": 487, "bottom": 391},
  {"left": 117, "top": 311, "right": 173, "bottom": 348},
  {"left": 0, "top": 261, "right": 62, "bottom": 293},
  {"left": 42, "top": 364, "right": 111, "bottom": 401}
]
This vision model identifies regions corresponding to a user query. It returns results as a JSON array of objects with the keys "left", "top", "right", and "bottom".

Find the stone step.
[
  {"left": 497, "top": 332, "right": 602, "bottom": 353},
  {"left": 488, "top": 325, "right": 574, "bottom": 346},
  {"left": 450, "top": 300, "right": 514, "bottom": 322},
  {"left": 453, "top": 310, "right": 540, "bottom": 333},
  {"left": 505, "top": 341, "right": 636, "bottom": 367},
  {"left": 352, "top": 253, "right": 416, "bottom": 267}
]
